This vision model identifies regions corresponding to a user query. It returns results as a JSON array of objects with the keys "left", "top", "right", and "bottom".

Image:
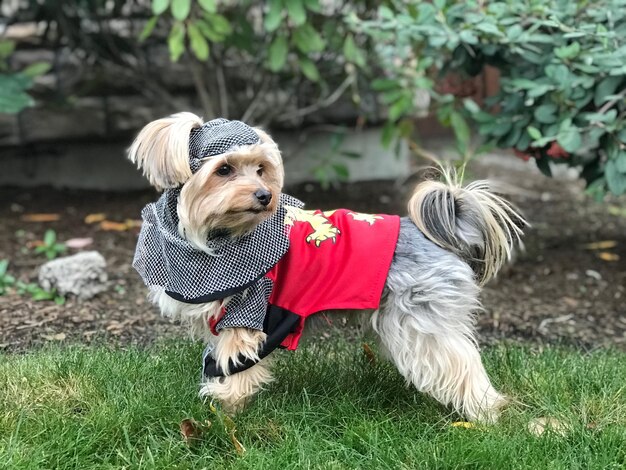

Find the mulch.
[{"left": 1, "top": 160, "right": 625, "bottom": 353}]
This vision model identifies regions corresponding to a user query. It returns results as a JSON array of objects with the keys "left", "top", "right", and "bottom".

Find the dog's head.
[{"left": 128, "top": 113, "right": 284, "bottom": 249}]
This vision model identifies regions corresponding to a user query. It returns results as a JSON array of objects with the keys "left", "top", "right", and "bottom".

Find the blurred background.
[{"left": 1, "top": 0, "right": 624, "bottom": 351}]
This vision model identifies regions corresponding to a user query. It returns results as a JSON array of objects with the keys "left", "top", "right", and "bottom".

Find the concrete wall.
[{"left": 0, "top": 127, "right": 410, "bottom": 190}]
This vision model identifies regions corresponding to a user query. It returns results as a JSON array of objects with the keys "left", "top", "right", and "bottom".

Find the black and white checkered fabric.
[
  {"left": 133, "top": 190, "right": 303, "bottom": 303},
  {"left": 188, "top": 118, "right": 261, "bottom": 173},
  {"left": 217, "top": 277, "right": 274, "bottom": 331}
]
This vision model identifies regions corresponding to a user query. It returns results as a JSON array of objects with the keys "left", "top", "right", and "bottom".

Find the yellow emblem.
[
  {"left": 284, "top": 206, "right": 383, "bottom": 247},
  {"left": 347, "top": 212, "right": 383, "bottom": 225},
  {"left": 284, "top": 206, "right": 340, "bottom": 246}
]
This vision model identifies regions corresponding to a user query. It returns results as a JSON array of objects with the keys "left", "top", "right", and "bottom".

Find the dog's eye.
[
  {"left": 257, "top": 165, "right": 264, "bottom": 176},
  {"left": 216, "top": 164, "right": 232, "bottom": 176}
]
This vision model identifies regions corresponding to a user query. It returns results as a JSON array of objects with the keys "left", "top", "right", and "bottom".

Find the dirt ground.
[{"left": 1, "top": 158, "right": 625, "bottom": 353}]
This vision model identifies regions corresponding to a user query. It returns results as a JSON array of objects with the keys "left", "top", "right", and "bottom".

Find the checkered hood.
[{"left": 188, "top": 118, "right": 261, "bottom": 172}]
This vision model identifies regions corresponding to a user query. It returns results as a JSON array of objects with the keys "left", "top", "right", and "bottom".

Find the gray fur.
[{"left": 373, "top": 218, "right": 505, "bottom": 422}]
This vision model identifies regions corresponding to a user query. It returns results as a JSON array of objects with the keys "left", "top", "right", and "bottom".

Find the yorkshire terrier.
[{"left": 128, "top": 113, "right": 525, "bottom": 422}]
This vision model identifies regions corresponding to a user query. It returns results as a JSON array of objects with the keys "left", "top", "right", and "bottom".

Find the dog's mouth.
[{"left": 226, "top": 208, "right": 271, "bottom": 215}]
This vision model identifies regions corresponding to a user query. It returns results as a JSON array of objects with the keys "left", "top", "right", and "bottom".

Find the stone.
[{"left": 39, "top": 251, "right": 108, "bottom": 300}]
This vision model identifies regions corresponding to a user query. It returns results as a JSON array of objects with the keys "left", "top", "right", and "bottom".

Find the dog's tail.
[{"left": 407, "top": 167, "right": 526, "bottom": 286}]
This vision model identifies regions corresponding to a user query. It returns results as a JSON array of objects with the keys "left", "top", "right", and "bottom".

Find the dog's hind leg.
[{"left": 373, "top": 299, "right": 507, "bottom": 423}]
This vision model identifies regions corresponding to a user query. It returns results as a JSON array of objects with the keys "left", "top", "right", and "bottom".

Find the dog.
[{"left": 128, "top": 113, "right": 526, "bottom": 422}]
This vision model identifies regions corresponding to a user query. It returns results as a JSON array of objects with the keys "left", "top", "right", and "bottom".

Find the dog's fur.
[{"left": 129, "top": 112, "right": 526, "bottom": 422}]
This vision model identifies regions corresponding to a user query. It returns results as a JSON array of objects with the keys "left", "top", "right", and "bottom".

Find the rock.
[{"left": 38, "top": 251, "right": 108, "bottom": 300}]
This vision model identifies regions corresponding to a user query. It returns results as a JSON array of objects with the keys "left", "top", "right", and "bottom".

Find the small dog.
[{"left": 128, "top": 113, "right": 525, "bottom": 422}]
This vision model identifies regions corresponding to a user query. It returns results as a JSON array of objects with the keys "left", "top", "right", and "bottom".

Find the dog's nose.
[{"left": 255, "top": 189, "right": 272, "bottom": 206}]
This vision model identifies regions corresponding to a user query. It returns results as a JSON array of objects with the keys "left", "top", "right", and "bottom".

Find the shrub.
[{"left": 353, "top": 0, "right": 626, "bottom": 197}]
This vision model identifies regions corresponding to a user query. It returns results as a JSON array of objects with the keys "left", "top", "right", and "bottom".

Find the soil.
[{"left": 1, "top": 159, "right": 625, "bottom": 353}]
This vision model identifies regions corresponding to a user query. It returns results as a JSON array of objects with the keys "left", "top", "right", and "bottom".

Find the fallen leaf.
[
  {"left": 65, "top": 237, "right": 93, "bottom": 249},
  {"left": 583, "top": 240, "right": 617, "bottom": 250},
  {"left": 362, "top": 343, "right": 376, "bottom": 365},
  {"left": 41, "top": 333, "right": 66, "bottom": 341},
  {"left": 21, "top": 213, "right": 61, "bottom": 222},
  {"left": 561, "top": 296, "right": 579, "bottom": 308},
  {"left": 608, "top": 205, "right": 626, "bottom": 217},
  {"left": 528, "top": 417, "right": 569, "bottom": 436},
  {"left": 99, "top": 220, "right": 129, "bottom": 231},
  {"left": 124, "top": 219, "right": 143, "bottom": 229},
  {"left": 597, "top": 252, "right": 620, "bottom": 262},
  {"left": 85, "top": 213, "right": 106, "bottom": 224},
  {"left": 451, "top": 421, "right": 476, "bottom": 429},
  {"left": 230, "top": 429, "right": 246, "bottom": 456},
  {"left": 180, "top": 418, "right": 203, "bottom": 444}
]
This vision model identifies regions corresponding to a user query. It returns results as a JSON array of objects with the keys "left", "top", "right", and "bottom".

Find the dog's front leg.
[{"left": 199, "top": 327, "right": 273, "bottom": 414}]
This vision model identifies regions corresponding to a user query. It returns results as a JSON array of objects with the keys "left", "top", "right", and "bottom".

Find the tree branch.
[
  {"left": 189, "top": 58, "right": 216, "bottom": 118},
  {"left": 276, "top": 75, "right": 354, "bottom": 123}
]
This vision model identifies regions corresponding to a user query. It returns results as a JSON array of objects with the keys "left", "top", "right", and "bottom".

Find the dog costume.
[{"left": 132, "top": 119, "right": 400, "bottom": 377}]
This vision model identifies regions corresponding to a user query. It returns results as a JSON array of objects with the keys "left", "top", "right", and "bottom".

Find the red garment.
[{"left": 265, "top": 208, "right": 400, "bottom": 350}]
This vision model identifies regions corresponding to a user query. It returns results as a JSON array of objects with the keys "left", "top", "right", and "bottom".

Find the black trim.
[
  {"left": 203, "top": 306, "right": 301, "bottom": 378},
  {"left": 165, "top": 272, "right": 266, "bottom": 304}
]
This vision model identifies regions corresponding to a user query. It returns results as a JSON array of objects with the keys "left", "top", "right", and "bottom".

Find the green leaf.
[
  {"left": 198, "top": 0, "right": 217, "bottom": 13},
  {"left": 615, "top": 151, "right": 626, "bottom": 173},
  {"left": 171, "top": 0, "right": 191, "bottom": 21},
  {"left": 343, "top": 35, "right": 357, "bottom": 63},
  {"left": 533, "top": 104, "right": 557, "bottom": 124},
  {"left": 286, "top": 0, "right": 306, "bottom": 26},
  {"left": 21, "top": 62, "right": 51, "bottom": 78},
  {"left": 140, "top": 16, "right": 159, "bottom": 42},
  {"left": 0, "top": 259, "right": 8, "bottom": 277},
  {"left": 527, "top": 126, "right": 542, "bottom": 140},
  {"left": 206, "top": 14, "right": 232, "bottom": 36},
  {"left": 299, "top": 57, "right": 320, "bottom": 82},
  {"left": 381, "top": 121, "right": 396, "bottom": 148},
  {"left": 475, "top": 22, "right": 501, "bottom": 36},
  {"left": 0, "top": 40, "right": 15, "bottom": 59},
  {"left": 463, "top": 99, "right": 481, "bottom": 114},
  {"left": 554, "top": 42, "right": 580, "bottom": 60},
  {"left": 265, "top": 0, "right": 284, "bottom": 32},
  {"left": 268, "top": 36, "right": 288, "bottom": 72},
  {"left": 197, "top": 20, "right": 223, "bottom": 42},
  {"left": 557, "top": 127, "right": 582, "bottom": 153},
  {"left": 450, "top": 111, "right": 471, "bottom": 155},
  {"left": 605, "top": 160, "right": 626, "bottom": 195},
  {"left": 188, "top": 22, "right": 210, "bottom": 60},
  {"left": 459, "top": 30, "right": 479, "bottom": 45},
  {"left": 167, "top": 22, "right": 186, "bottom": 62},
  {"left": 152, "top": 0, "right": 169, "bottom": 15},
  {"left": 333, "top": 163, "right": 350, "bottom": 180},
  {"left": 388, "top": 96, "right": 412, "bottom": 121},
  {"left": 303, "top": 0, "right": 321, "bottom": 12},
  {"left": 293, "top": 24, "right": 325, "bottom": 53},
  {"left": 535, "top": 156, "right": 553, "bottom": 177},
  {"left": 44, "top": 229, "right": 56, "bottom": 246},
  {"left": 372, "top": 79, "right": 399, "bottom": 92},
  {"left": 594, "top": 76, "right": 622, "bottom": 107}
]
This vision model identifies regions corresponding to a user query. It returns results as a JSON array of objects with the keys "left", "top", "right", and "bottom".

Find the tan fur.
[
  {"left": 128, "top": 112, "right": 203, "bottom": 190},
  {"left": 200, "top": 328, "right": 272, "bottom": 413},
  {"left": 177, "top": 147, "right": 283, "bottom": 250}
]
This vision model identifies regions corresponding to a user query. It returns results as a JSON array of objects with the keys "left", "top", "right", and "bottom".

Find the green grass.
[{"left": 1, "top": 341, "right": 625, "bottom": 469}]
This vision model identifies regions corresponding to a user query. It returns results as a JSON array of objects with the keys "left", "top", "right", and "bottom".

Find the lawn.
[{"left": 1, "top": 340, "right": 625, "bottom": 469}]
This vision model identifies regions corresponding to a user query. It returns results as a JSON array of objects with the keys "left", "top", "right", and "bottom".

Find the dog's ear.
[
  {"left": 128, "top": 112, "right": 203, "bottom": 190},
  {"left": 254, "top": 127, "right": 284, "bottom": 187}
]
